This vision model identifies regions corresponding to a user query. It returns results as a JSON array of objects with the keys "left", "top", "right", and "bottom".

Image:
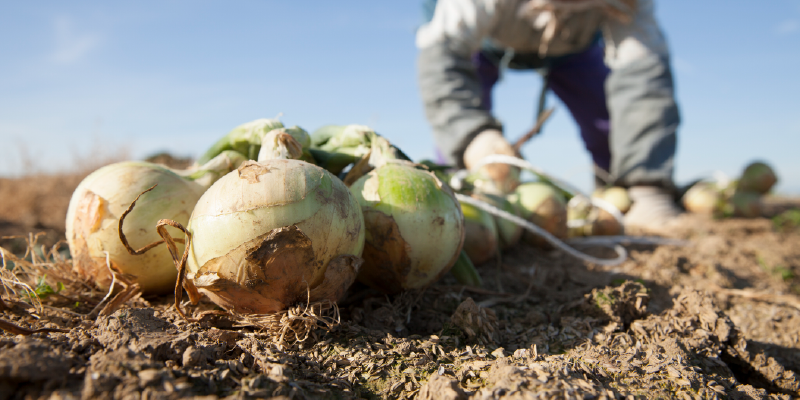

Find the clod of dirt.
[
  {"left": 474, "top": 360, "right": 615, "bottom": 398},
  {"left": 0, "top": 338, "right": 74, "bottom": 382},
  {"left": 418, "top": 374, "right": 467, "bottom": 400},
  {"left": 725, "top": 337, "right": 800, "bottom": 395},
  {"left": 81, "top": 347, "right": 161, "bottom": 400},
  {"left": 182, "top": 346, "right": 205, "bottom": 368},
  {"left": 94, "top": 308, "right": 193, "bottom": 362},
  {"left": 581, "top": 280, "right": 649, "bottom": 327},
  {"left": 620, "top": 288, "right": 800, "bottom": 397},
  {"left": 450, "top": 297, "right": 498, "bottom": 343}
]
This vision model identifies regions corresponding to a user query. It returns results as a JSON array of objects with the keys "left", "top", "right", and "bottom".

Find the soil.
[{"left": 2, "top": 169, "right": 800, "bottom": 399}]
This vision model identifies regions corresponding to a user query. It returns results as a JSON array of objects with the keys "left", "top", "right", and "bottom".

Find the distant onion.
[
  {"left": 508, "top": 182, "right": 568, "bottom": 247},
  {"left": 471, "top": 192, "right": 521, "bottom": 249},
  {"left": 588, "top": 209, "right": 623, "bottom": 236},
  {"left": 593, "top": 187, "right": 632, "bottom": 214},
  {"left": 459, "top": 200, "right": 498, "bottom": 265},
  {"left": 349, "top": 162, "right": 465, "bottom": 294},
  {"left": 682, "top": 182, "right": 722, "bottom": 215},
  {"left": 738, "top": 161, "right": 778, "bottom": 194},
  {"left": 727, "top": 191, "right": 762, "bottom": 218},
  {"left": 567, "top": 196, "right": 622, "bottom": 237}
]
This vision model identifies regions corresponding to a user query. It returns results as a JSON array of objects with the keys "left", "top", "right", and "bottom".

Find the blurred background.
[{"left": 1, "top": 1, "right": 799, "bottom": 194}]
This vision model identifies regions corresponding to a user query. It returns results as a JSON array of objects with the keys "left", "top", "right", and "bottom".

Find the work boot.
[
  {"left": 624, "top": 186, "right": 682, "bottom": 231},
  {"left": 463, "top": 129, "right": 520, "bottom": 195}
]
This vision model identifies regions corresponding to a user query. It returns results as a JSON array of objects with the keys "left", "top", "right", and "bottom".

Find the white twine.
[
  {"left": 464, "top": 154, "right": 626, "bottom": 232},
  {"left": 454, "top": 154, "right": 690, "bottom": 266},
  {"left": 456, "top": 193, "right": 628, "bottom": 266}
]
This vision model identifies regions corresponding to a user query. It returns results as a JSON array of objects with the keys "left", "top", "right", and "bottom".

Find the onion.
[
  {"left": 66, "top": 151, "right": 245, "bottom": 294},
  {"left": 471, "top": 192, "right": 522, "bottom": 249},
  {"left": 588, "top": 209, "right": 623, "bottom": 236},
  {"left": 459, "top": 200, "right": 498, "bottom": 265},
  {"left": 738, "top": 161, "right": 778, "bottom": 194},
  {"left": 257, "top": 126, "right": 316, "bottom": 164},
  {"left": 508, "top": 182, "right": 567, "bottom": 247},
  {"left": 682, "top": 182, "right": 723, "bottom": 215},
  {"left": 726, "top": 191, "right": 763, "bottom": 218},
  {"left": 257, "top": 128, "right": 305, "bottom": 162},
  {"left": 184, "top": 137, "right": 365, "bottom": 313},
  {"left": 349, "top": 162, "right": 465, "bottom": 294},
  {"left": 593, "top": 187, "right": 632, "bottom": 214},
  {"left": 567, "top": 196, "right": 622, "bottom": 237}
]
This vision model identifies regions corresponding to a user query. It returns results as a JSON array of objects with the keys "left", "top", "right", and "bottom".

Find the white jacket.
[
  {"left": 416, "top": 0, "right": 680, "bottom": 188},
  {"left": 416, "top": 0, "right": 669, "bottom": 69}
]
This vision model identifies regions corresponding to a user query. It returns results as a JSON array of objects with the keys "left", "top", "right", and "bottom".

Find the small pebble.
[{"left": 183, "top": 346, "right": 204, "bottom": 368}]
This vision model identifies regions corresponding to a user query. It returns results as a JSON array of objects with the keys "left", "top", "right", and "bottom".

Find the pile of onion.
[{"left": 681, "top": 161, "right": 778, "bottom": 219}]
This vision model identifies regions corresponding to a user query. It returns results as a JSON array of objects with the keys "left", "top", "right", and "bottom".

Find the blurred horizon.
[{"left": 1, "top": 1, "right": 799, "bottom": 194}]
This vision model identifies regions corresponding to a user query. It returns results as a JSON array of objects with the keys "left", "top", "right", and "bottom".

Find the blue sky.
[{"left": 1, "top": 1, "right": 799, "bottom": 194}]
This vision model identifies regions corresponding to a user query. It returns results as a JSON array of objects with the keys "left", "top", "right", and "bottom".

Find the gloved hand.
[{"left": 463, "top": 129, "right": 521, "bottom": 195}]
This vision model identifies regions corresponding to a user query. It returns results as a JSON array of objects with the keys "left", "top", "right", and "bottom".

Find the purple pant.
[{"left": 473, "top": 43, "right": 612, "bottom": 172}]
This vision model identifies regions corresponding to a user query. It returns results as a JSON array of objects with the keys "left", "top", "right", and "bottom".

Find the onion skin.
[
  {"left": 460, "top": 201, "right": 498, "bottom": 265},
  {"left": 350, "top": 163, "right": 465, "bottom": 294},
  {"left": 509, "top": 182, "right": 568, "bottom": 248},
  {"left": 186, "top": 160, "right": 365, "bottom": 314},
  {"left": 66, "top": 162, "right": 206, "bottom": 294},
  {"left": 738, "top": 161, "right": 778, "bottom": 195}
]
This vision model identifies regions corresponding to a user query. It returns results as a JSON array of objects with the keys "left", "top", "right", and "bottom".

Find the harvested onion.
[
  {"left": 66, "top": 151, "right": 244, "bottom": 294},
  {"left": 726, "top": 191, "right": 762, "bottom": 218},
  {"left": 509, "top": 182, "right": 568, "bottom": 247},
  {"left": 593, "top": 187, "right": 632, "bottom": 214},
  {"left": 184, "top": 133, "right": 365, "bottom": 314},
  {"left": 349, "top": 162, "right": 465, "bottom": 294},
  {"left": 472, "top": 192, "right": 522, "bottom": 249},
  {"left": 682, "top": 182, "right": 723, "bottom": 215},
  {"left": 460, "top": 200, "right": 498, "bottom": 265},
  {"left": 738, "top": 161, "right": 778, "bottom": 195}
]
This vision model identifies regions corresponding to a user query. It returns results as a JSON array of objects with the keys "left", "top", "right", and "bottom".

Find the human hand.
[{"left": 463, "top": 129, "right": 521, "bottom": 195}]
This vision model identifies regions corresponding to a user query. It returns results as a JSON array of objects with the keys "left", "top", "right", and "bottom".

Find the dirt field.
[{"left": 2, "top": 168, "right": 800, "bottom": 399}]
